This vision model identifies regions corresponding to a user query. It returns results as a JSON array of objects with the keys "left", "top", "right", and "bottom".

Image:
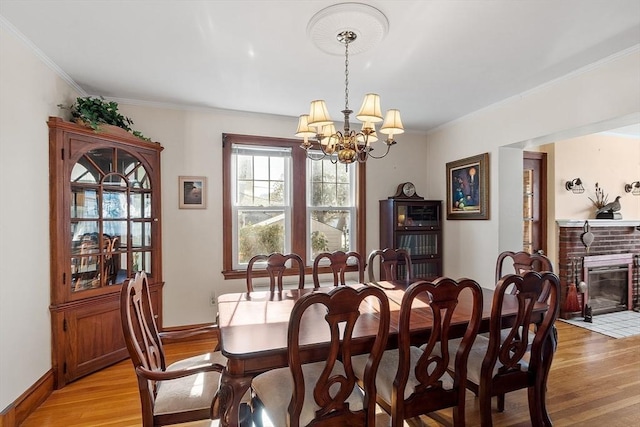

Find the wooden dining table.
[{"left": 216, "top": 280, "right": 552, "bottom": 427}]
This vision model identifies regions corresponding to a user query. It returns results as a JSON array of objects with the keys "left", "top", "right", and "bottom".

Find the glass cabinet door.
[
  {"left": 69, "top": 148, "right": 154, "bottom": 293},
  {"left": 397, "top": 260, "right": 440, "bottom": 281},
  {"left": 396, "top": 203, "right": 440, "bottom": 228},
  {"left": 395, "top": 232, "right": 440, "bottom": 257}
]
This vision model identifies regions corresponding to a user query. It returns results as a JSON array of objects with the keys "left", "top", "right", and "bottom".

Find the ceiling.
[{"left": 1, "top": 0, "right": 639, "bottom": 132}]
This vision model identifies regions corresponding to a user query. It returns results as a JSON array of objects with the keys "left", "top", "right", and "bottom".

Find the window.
[
  {"left": 233, "top": 145, "right": 291, "bottom": 267},
  {"left": 222, "top": 133, "right": 366, "bottom": 279},
  {"left": 308, "top": 158, "right": 355, "bottom": 260}
]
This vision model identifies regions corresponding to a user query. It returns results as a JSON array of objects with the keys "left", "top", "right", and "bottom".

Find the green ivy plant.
[{"left": 58, "top": 96, "right": 150, "bottom": 141}]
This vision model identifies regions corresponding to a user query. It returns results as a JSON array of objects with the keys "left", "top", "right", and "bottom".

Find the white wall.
[
  {"left": 117, "top": 103, "right": 429, "bottom": 326},
  {"left": 552, "top": 134, "right": 640, "bottom": 219},
  {"left": 426, "top": 48, "right": 640, "bottom": 289},
  {"left": 0, "top": 27, "right": 79, "bottom": 410}
]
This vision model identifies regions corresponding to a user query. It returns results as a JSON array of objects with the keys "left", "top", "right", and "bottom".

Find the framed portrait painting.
[
  {"left": 179, "top": 176, "right": 207, "bottom": 209},
  {"left": 446, "top": 153, "right": 489, "bottom": 220}
]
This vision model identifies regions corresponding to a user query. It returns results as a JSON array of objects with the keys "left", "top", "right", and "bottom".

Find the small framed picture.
[
  {"left": 179, "top": 176, "right": 207, "bottom": 209},
  {"left": 446, "top": 153, "right": 489, "bottom": 220}
]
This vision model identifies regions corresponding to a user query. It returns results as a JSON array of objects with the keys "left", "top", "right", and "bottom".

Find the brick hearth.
[{"left": 557, "top": 220, "right": 640, "bottom": 319}]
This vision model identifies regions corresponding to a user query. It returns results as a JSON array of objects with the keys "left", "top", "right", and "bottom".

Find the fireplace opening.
[
  {"left": 587, "top": 266, "right": 628, "bottom": 315},
  {"left": 583, "top": 253, "right": 634, "bottom": 317}
]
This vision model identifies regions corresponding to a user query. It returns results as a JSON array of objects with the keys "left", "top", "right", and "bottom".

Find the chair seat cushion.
[
  {"left": 252, "top": 361, "right": 365, "bottom": 427},
  {"left": 352, "top": 347, "right": 454, "bottom": 405},
  {"left": 154, "top": 351, "right": 229, "bottom": 416},
  {"left": 445, "top": 336, "right": 529, "bottom": 386}
]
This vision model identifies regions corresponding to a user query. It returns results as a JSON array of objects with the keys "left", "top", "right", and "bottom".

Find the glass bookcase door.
[
  {"left": 396, "top": 203, "right": 440, "bottom": 228},
  {"left": 396, "top": 232, "right": 440, "bottom": 257},
  {"left": 397, "top": 260, "right": 441, "bottom": 281},
  {"left": 69, "top": 148, "right": 153, "bottom": 293}
]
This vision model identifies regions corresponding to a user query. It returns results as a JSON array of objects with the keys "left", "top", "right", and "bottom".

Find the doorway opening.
[{"left": 523, "top": 151, "right": 547, "bottom": 254}]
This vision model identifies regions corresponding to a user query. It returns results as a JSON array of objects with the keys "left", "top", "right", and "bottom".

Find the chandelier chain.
[{"left": 344, "top": 38, "right": 349, "bottom": 112}]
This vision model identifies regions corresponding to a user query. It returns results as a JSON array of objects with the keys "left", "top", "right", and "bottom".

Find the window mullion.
[{"left": 291, "top": 145, "right": 307, "bottom": 263}]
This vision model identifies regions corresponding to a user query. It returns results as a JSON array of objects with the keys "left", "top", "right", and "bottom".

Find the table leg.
[{"left": 218, "top": 369, "right": 252, "bottom": 427}]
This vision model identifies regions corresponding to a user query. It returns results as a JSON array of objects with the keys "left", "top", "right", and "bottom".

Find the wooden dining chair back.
[
  {"left": 251, "top": 285, "right": 390, "bottom": 427},
  {"left": 464, "top": 271, "right": 560, "bottom": 427},
  {"left": 312, "top": 250, "right": 365, "bottom": 287},
  {"left": 495, "top": 250, "right": 554, "bottom": 302},
  {"left": 120, "top": 272, "right": 229, "bottom": 426},
  {"left": 353, "top": 277, "right": 483, "bottom": 427},
  {"left": 246, "top": 252, "right": 305, "bottom": 292},
  {"left": 367, "top": 248, "right": 412, "bottom": 283}
]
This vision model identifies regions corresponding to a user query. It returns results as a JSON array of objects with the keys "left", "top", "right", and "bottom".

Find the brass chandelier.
[{"left": 296, "top": 30, "right": 403, "bottom": 165}]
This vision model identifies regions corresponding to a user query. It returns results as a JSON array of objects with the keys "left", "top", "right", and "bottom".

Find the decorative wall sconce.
[
  {"left": 565, "top": 178, "right": 584, "bottom": 194},
  {"left": 624, "top": 181, "right": 640, "bottom": 196}
]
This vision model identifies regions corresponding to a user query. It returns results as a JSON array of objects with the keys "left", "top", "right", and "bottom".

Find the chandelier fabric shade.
[
  {"left": 380, "top": 109, "right": 404, "bottom": 137},
  {"left": 295, "top": 114, "right": 315, "bottom": 139},
  {"left": 356, "top": 94, "right": 383, "bottom": 123},
  {"left": 308, "top": 100, "right": 333, "bottom": 127},
  {"left": 297, "top": 27, "right": 403, "bottom": 165}
]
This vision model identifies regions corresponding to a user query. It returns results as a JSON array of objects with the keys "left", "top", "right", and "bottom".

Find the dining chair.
[
  {"left": 312, "top": 250, "right": 365, "bottom": 287},
  {"left": 495, "top": 250, "right": 554, "bottom": 302},
  {"left": 246, "top": 252, "right": 305, "bottom": 292},
  {"left": 367, "top": 248, "right": 412, "bottom": 283},
  {"left": 352, "top": 277, "right": 483, "bottom": 427},
  {"left": 449, "top": 271, "right": 560, "bottom": 427},
  {"left": 251, "top": 285, "right": 390, "bottom": 427},
  {"left": 493, "top": 250, "right": 555, "bottom": 345},
  {"left": 120, "top": 272, "right": 251, "bottom": 426}
]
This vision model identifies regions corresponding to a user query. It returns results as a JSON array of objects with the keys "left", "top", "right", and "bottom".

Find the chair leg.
[
  {"left": 526, "top": 327, "right": 556, "bottom": 427},
  {"left": 497, "top": 393, "right": 505, "bottom": 412},
  {"left": 528, "top": 386, "right": 544, "bottom": 427},
  {"left": 528, "top": 357, "right": 554, "bottom": 426},
  {"left": 452, "top": 391, "right": 466, "bottom": 427},
  {"left": 479, "top": 387, "right": 493, "bottom": 427},
  {"left": 539, "top": 332, "right": 556, "bottom": 427}
]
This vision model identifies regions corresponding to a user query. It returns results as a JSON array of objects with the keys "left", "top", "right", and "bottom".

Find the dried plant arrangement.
[{"left": 588, "top": 182, "right": 608, "bottom": 209}]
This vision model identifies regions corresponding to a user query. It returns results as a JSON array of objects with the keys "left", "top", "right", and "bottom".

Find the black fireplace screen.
[{"left": 587, "top": 266, "right": 628, "bottom": 315}]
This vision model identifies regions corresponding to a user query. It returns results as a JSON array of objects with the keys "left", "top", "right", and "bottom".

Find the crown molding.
[
  {"left": 0, "top": 14, "right": 86, "bottom": 96},
  {"left": 428, "top": 44, "right": 640, "bottom": 136}
]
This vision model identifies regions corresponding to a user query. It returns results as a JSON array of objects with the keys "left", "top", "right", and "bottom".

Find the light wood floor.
[{"left": 22, "top": 322, "right": 640, "bottom": 427}]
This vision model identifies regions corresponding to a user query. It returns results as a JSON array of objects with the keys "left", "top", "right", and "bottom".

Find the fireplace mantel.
[{"left": 557, "top": 219, "right": 640, "bottom": 228}]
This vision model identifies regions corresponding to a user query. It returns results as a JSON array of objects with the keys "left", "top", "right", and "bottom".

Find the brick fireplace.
[{"left": 557, "top": 220, "right": 640, "bottom": 319}]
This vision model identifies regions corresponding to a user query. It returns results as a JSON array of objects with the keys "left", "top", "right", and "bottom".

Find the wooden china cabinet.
[{"left": 48, "top": 117, "right": 163, "bottom": 388}]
